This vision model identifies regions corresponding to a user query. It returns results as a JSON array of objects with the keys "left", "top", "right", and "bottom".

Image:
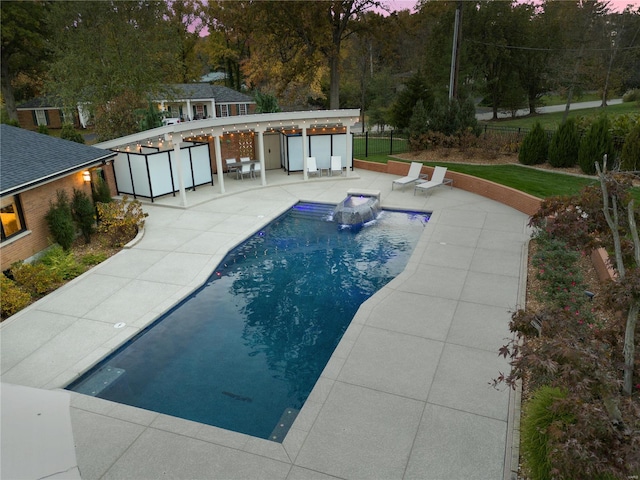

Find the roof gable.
[{"left": 0, "top": 125, "right": 115, "bottom": 196}]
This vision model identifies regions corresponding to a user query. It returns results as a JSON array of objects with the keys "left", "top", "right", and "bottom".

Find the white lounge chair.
[
  {"left": 392, "top": 162, "right": 424, "bottom": 190},
  {"left": 307, "top": 157, "right": 320, "bottom": 176},
  {"left": 330, "top": 155, "right": 342, "bottom": 176},
  {"left": 413, "top": 166, "right": 453, "bottom": 196}
]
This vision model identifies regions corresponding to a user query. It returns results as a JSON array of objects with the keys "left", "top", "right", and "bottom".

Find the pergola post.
[
  {"left": 256, "top": 129, "right": 267, "bottom": 186},
  {"left": 302, "top": 127, "right": 309, "bottom": 181},
  {"left": 213, "top": 134, "right": 225, "bottom": 193}
]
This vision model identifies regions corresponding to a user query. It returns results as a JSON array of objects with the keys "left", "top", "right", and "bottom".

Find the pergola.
[{"left": 96, "top": 109, "right": 360, "bottom": 206}]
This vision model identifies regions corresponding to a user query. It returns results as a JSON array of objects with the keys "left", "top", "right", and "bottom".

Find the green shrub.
[
  {"left": 10, "top": 261, "right": 62, "bottom": 295},
  {"left": 39, "top": 244, "right": 85, "bottom": 280},
  {"left": 518, "top": 122, "right": 549, "bottom": 165},
  {"left": 91, "top": 175, "right": 112, "bottom": 205},
  {"left": 622, "top": 88, "right": 640, "bottom": 103},
  {"left": 96, "top": 197, "right": 147, "bottom": 247},
  {"left": 521, "top": 386, "right": 572, "bottom": 480},
  {"left": 0, "top": 274, "right": 31, "bottom": 318},
  {"left": 620, "top": 122, "right": 640, "bottom": 172},
  {"left": 578, "top": 115, "right": 613, "bottom": 175},
  {"left": 71, "top": 188, "right": 95, "bottom": 243},
  {"left": 37, "top": 124, "right": 49, "bottom": 135},
  {"left": 548, "top": 118, "right": 580, "bottom": 168},
  {"left": 80, "top": 252, "right": 108, "bottom": 266},
  {"left": 45, "top": 190, "right": 75, "bottom": 250},
  {"left": 60, "top": 123, "right": 85, "bottom": 144}
]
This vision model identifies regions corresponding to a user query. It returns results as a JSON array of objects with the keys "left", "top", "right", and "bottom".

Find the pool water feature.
[
  {"left": 333, "top": 194, "right": 380, "bottom": 225},
  {"left": 67, "top": 202, "right": 430, "bottom": 441}
]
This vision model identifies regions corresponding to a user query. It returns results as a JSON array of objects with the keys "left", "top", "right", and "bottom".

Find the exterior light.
[{"left": 82, "top": 171, "right": 91, "bottom": 183}]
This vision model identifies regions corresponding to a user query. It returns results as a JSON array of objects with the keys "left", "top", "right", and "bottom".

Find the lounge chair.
[
  {"left": 392, "top": 162, "right": 424, "bottom": 190},
  {"left": 307, "top": 157, "right": 320, "bottom": 176},
  {"left": 330, "top": 156, "right": 342, "bottom": 176},
  {"left": 413, "top": 166, "right": 453, "bottom": 196}
]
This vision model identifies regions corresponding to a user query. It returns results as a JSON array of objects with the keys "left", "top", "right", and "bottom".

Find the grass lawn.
[{"left": 479, "top": 102, "right": 639, "bottom": 130}]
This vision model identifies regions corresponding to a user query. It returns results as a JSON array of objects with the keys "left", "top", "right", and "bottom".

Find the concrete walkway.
[{"left": 1, "top": 168, "right": 531, "bottom": 479}]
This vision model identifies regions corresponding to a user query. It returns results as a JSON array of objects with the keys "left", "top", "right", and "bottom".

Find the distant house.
[
  {"left": 0, "top": 125, "right": 117, "bottom": 271},
  {"left": 16, "top": 83, "right": 256, "bottom": 131},
  {"left": 16, "top": 97, "right": 86, "bottom": 131},
  {"left": 156, "top": 83, "right": 256, "bottom": 121}
]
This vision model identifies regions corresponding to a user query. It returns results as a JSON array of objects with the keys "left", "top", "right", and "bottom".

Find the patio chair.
[
  {"left": 413, "top": 166, "right": 453, "bottom": 196},
  {"left": 239, "top": 158, "right": 253, "bottom": 180},
  {"left": 330, "top": 156, "right": 342, "bottom": 176},
  {"left": 307, "top": 157, "right": 320, "bottom": 177},
  {"left": 225, "top": 158, "right": 239, "bottom": 177},
  {"left": 392, "top": 162, "right": 424, "bottom": 190},
  {"left": 252, "top": 160, "right": 261, "bottom": 179}
]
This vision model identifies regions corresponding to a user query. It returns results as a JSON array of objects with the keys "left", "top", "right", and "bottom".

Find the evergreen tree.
[
  {"left": 620, "top": 122, "right": 640, "bottom": 172},
  {"left": 71, "top": 188, "right": 95, "bottom": 243},
  {"left": 548, "top": 118, "right": 580, "bottom": 168},
  {"left": 519, "top": 122, "right": 549, "bottom": 165},
  {"left": 578, "top": 116, "right": 613, "bottom": 175},
  {"left": 390, "top": 71, "right": 434, "bottom": 132}
]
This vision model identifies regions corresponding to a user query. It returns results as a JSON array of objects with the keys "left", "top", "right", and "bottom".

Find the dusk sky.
[{"left": 380, "top": 0, "right": 639, "bottom": 14}]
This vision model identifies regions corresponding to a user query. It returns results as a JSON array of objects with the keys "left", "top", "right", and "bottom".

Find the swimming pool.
[{"left": 67, "top": 202, "right": 430, "bottom": 441}]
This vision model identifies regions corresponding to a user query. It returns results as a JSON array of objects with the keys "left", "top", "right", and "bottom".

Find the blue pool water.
[{"left": 67, "top": 202, "right": 430, "bottom": 441}]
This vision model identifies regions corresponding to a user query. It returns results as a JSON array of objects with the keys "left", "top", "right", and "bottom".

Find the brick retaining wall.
[{"left": 355, "top": 159, "right": 542, "bottom": 216}]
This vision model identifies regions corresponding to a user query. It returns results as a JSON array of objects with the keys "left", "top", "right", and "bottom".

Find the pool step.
[
  {"left": 269, "top": 407, "right": 300, "bottom": 443},
  {"left": 290, "top": 202, "right": 335, "bottom": 221},
  {"left": 73, "top": 366, "right": 125, "bottom": 396}
]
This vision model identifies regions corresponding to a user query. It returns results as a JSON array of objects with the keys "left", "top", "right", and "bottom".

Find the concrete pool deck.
[{"left": 1, "top": 168, "right": 531, "bottom": 479}]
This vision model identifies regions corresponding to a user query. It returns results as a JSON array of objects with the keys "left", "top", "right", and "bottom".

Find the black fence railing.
[
  {"left": 352, "top": 131, "right": 409, "bottom": 157},
  {"left": 353, "top": 125, "right": 625, "bottom": 157}
]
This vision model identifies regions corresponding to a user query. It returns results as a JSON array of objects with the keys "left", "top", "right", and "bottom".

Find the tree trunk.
[
  {"left": 0, "top": 60, "right": 18, "bottom": 122},
  {"left": 329, "top": 53, "right": 340, "bottom": 110},
  {"left": 623, "top": 300, "right": 639, "bottom": 395}
]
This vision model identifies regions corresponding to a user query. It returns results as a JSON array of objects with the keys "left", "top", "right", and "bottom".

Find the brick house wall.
[
  {"left": 0, "top": 163, "right": 116, "bottom": 272},
  {"left": 16, "top": 108, "right": 81, "bottom": 131}
]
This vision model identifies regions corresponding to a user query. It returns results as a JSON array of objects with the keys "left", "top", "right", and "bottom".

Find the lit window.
[
  {"left": 238, "top": 104, "right": 248, "bottom": 115},
  {"left": 1, "top": 195, "right": 26, "bottom": 241},
  {"left": 220, "top": 104, "right": 229, "bottom": 117}
]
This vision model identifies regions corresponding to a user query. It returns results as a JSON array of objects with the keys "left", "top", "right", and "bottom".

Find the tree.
[
  {"left": 253, "top": 91, "right": 281, "bottom": 113},
  {"left": 1, "top": 1, "right": 50, "bottom": 121},
  {"left": 596, "top": 157, "right": 640, "bottom": 397},
  {"left": 165, "top": 0, "right": 206, "bottom": 83},
  {"left": 465, "top": 1, "right": 529, "bottom": 120},
  {"left": 45, "top": 1, "right": 178, "bottom": 138},
  {"left": 578, "top": 115, "right": 613, "bottom": 174},
  {"left": 548, "top": 118, "right": 580, "bottom": 168},
  {"left": 518, "top": 122, "right": 549, "bottom": 166},
  {"left": 390, "top": 70, "right": 433, "bottom": 132},
  {"left": 238, "top": 1, "right": 382, "bottom": 109}
]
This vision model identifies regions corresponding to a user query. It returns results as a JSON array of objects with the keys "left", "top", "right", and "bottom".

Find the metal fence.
[
  {"left": 353, "top": 125, "right": 625, "bottom": 157},
  {"left": 352, "top": 131, "right": 409, "bottom": 157}
]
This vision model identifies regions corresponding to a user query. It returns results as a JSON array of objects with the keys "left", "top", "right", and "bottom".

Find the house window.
[
  {"left": 220, "top": 104, "right": 229, "bottom": 117},
  {"left": 1, "top": 195, "right": 26, "bottom": 241},
  {"left": 35, "top": 109, "right": 48, "bottom": 126},
  {"left": 238, "top": 104, "right": 248, "bottom": 116}
]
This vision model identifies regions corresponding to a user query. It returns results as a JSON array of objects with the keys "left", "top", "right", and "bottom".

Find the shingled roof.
[
  {"left": 0, "top": 125, "right": 116, "bottom": 197},
  {"left": 162, "top": 83, "right": 254, "bottom": 104}
]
